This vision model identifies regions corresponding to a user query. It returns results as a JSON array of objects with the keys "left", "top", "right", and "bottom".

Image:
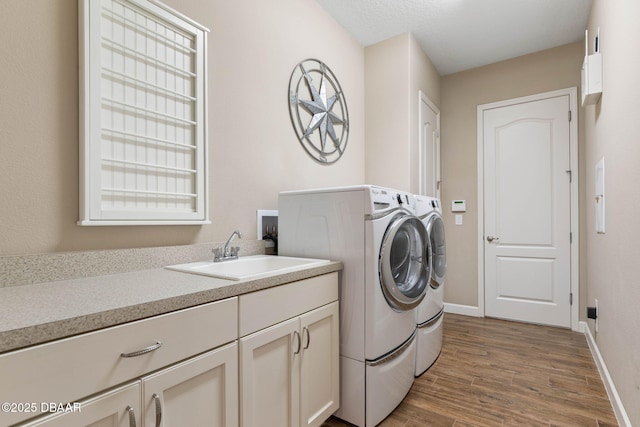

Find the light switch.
[
  {"left": 455, "top": 214, "right": 463, "bottom": 225},
  {"left": 595, "top": 158, "right": 605, "bottom": 233}
]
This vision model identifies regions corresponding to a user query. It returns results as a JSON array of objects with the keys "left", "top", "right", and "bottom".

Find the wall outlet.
[{"left": 595, "top": 298, "right": 599, "bottom": 333}]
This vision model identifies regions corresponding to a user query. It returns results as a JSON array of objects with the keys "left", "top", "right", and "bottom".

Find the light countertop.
[{"left": 0, "top": 261, "right": 342, "bottom": 354}]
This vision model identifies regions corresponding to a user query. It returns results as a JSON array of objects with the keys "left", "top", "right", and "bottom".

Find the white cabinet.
[
  {"left": 299, "top": 303, "right": 340, "bottom": 427},
  {"left": 141, "top": 343, "right": 238, "bottom": 427},
  {"left": 4, "top": 298, "right": 238, "bottom": 427},
  {"left": 240, "top": 316, "right": 301, "bottom": 427},
  {"left": 20, "top": 343, "right": 238, "bottom": 427},
  {"left": 1, "top": 298, "right": 237, "bottom": 426},
  {"left": 19, "top": 383, "right": 141, "bottom": 427},
  {"left": 238, "top": 273, "right": 339, "bottom": 427},
  {"left": 2, "top": 271, "right": 339, "bottom": 427}
]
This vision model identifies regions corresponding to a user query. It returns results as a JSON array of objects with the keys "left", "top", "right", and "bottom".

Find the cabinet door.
[
  {"left": 240, "top": 317, "right": 300, "bottom": 427},
  {"left": 19, "top": 383, "right": 140, "bottom": 427},
  {"left": 299, "top": 302, "right": 340, "bottom": 427},
  {"left": 141, "top": 342, "right": 238, "bottom": 427}
]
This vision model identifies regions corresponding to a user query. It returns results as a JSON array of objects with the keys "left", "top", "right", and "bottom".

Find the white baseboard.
[
  {"left": 581, "top": 321, "right": 632, "bottom": 427},
  {"left": 443, "top": 303, "right": 481, "bottom": 317}
]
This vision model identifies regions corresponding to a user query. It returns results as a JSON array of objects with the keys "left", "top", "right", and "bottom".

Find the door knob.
[{"left": 486, "top": 236, "right": 499, "bottom": 242}]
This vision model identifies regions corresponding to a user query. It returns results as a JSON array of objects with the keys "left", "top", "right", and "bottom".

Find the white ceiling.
[{"left": 315, "top": 0, "right": 593, "bottom": 75}]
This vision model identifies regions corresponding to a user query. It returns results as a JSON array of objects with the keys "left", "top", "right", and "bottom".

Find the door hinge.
[
  {"left": 568, "top": 110, "right": 572, "bottom": 122},
  {"left": 570, "top": 232, "right": 573, "bottom": 243},
  {"left": 570, "top": 292, "right": 573, "bottom": 305},
  {"left": 566, "top": 170, "right": 572, "bottom": 182}
]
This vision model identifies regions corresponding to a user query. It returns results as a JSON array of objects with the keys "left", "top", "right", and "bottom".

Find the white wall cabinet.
[{"left": 238, "top": 273, "right": 339, "bottom": 427}]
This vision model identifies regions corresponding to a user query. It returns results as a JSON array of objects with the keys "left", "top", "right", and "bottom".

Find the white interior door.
[
  {"left": 483, "top": 94, "right": 572, "bottom": 328},
  {"left": 419, "top": 91, "right": 440, "bottom": 197}
]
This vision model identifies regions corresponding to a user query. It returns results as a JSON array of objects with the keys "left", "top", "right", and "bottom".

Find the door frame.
[
  {"left": 418, "top": 90, "right": 441, "bottom": 198},
  {"left": 476, "top": 87, "right": 580, "bottom": 331}
]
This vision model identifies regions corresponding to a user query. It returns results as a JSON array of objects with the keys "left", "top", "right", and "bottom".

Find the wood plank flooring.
[{"left": 323, "top": 314, "right": 617, "bottom": 427}]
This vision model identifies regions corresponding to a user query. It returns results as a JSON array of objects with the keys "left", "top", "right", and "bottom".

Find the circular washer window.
[
  {"left": 427, "top": 214, "right": 446, "bottom": 289},
  {"left": 379, "top": 214, "right": 431, "bottom": 311},
  {"left": 288, "top": 59, "right": 349, "bottom": 164}
]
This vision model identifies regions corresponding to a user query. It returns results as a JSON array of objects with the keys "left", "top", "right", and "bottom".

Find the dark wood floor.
[{"left": 324, "top": 314, "right": 617, "bottom": 427}]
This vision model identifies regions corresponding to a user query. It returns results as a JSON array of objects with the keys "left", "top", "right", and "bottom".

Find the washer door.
[
  {"left": 379, "top": 214, "right": 431, "bottom": 310},
  {"left": 427, "top": 213, "right": 446, "bottom": 288}
]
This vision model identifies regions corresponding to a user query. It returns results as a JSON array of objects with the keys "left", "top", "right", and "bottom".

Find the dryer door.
[
  {"left": 379, "top": 214, "right": 431, "bottom": 310},
  {"left": 427, "top": 213, "right": 446, "bottom": 288}
]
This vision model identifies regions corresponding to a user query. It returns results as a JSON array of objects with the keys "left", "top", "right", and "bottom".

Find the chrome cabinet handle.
[
  {"left": 152, "top": 393, "right": 162, "bottom": 427},
  {"left": 303, "top": 327, "right": 310, "bottom": 350},
  {"left": 126, "top": 405, "right": 137, "bottom": 427},
  {"left": 486, "top": 236, "right": 499, "bottom": 242},
  {"left": 120, "top": 341, "right": 162, "bottom": 358},
  {"left": 293, "top": 331, "right": 301, "bottom": 355}
]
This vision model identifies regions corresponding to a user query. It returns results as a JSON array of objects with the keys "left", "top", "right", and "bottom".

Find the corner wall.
[
  {"left": 583, "top": 0, "right": 640, "bottom": 424},
  {"left": 365, "top": 33, "right": 440, "bottom": 193}
]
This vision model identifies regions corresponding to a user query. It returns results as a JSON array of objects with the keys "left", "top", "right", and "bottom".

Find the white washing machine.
[
  {"left": 413, "top": 195, "right": 446, "bottom": 376},
  {"left": 278, "top": 185, "right": 431, "bottom": 427}
]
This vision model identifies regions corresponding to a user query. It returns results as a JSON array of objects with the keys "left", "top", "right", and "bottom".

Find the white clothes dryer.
[
  {"left": 413, "top": 195, "right": 446, "bottom": 376},
  {"left": 279, "top": 185, "right": 431, "bottom": 427}
]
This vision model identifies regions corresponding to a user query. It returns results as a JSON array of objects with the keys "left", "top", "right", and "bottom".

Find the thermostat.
[{"left": 451, "top": 200, "right": 466, "bottom": 212}]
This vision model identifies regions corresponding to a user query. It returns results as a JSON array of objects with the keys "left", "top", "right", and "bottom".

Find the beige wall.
[
  {"left": 408, "top": 35, "right": 441, "bottom": 194},
  {"left": 4, "top": 1, "right": 636, "bottom": 420},
  {"left": 584, "top": 0, "right": 640, "bottom": 423},
  {"left": 440, "top": 42, "right": 584, "bottom": 307},
  {"left": 0, "top": 0, "right": 365, "bottom": 256},
  {"left": 364, "top": 33, "right": 440, "bottom": 193}
]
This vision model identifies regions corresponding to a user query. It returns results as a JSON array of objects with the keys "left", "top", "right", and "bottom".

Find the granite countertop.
[{"left": 0, "top": 261, "right": 342, "bottom": 354}]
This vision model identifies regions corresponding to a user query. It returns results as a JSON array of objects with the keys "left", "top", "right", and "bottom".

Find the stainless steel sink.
[{"left": 165, "top": 255, "right": 330, "bottom": 281}]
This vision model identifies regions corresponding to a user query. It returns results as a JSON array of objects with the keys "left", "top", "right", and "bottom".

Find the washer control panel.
[{"left": 370, "top": 187, "right": 413, "bottom": 212}]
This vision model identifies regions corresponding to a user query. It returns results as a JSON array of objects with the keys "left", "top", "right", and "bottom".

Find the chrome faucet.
[
  {"left": 213, "top": 230, "right": 242, "bottom": 262},
  {"left": 224, "top": 230, "right": 242, "bottom": 257}
]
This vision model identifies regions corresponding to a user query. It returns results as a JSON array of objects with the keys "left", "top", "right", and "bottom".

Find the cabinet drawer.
[
  {"left": 239, "top": 272, "right": 338, "bottom": 337},
  {"left": 0, "top": 297, "right": 237, "bottom": 426}
]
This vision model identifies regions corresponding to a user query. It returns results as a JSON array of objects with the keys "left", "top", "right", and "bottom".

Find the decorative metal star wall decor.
[{"left": 288, "top": 59, "right": 349, "bottom": 164}]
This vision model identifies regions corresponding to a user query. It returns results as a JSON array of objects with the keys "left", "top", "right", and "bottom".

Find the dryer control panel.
[{"left": 369, "top": 186, "right": 413, "bottom": 213}]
